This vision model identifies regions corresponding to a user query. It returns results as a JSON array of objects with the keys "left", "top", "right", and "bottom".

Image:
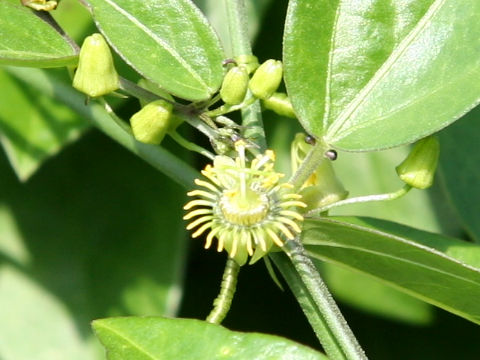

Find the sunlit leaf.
[
  {"left": 284, "top": 0, "right": 480, "bottom": 151},
  {"left": 303, "top": 216, "right": 480, "bottom": 324},
  {"left": 93, "top": 317, "right": 327, "bottom": 360},
  {"left": 84, "top": 0, "right": 225, "bottom": 101},
  {"left": 0, "top": 0, "right": 77, "bottom": 67}
]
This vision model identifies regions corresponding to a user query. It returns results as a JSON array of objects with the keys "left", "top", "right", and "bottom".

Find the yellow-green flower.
[{"left": 184, "top": 141, "right": 306, "bottom": 265}]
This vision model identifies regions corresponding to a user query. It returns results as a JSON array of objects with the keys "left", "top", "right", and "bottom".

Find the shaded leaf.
[
  {"left": 84, "top": 0, "right": 225, "bottom": 101},
  {"left": 0, "top": 0, "right": 77, "bottom": 67},
  {"left": 322, "top": 263, "right": 433, "bottom": 324},
  {"left": 93, "top": 317, "right": 327, "bottom": 360},
  {"left": 284, "top": 0, "right": 480, "bottom": 151},
  {"left": 303, "top": 216, "right": 480, "bottom": 324},
  {"left": 0, "top": 68, "right": 88, "bottom": 180},
  {"left": 438, "top": 105, "right": 480, "bottom": 242},
  {"left": 5, "top": 66, "right": 198, "bottom": 188},
  {"left": 0, "top": 130, "right": 188, "bottom": 358},
  {"left": 331, "top": 146, "right": 442, "bottom": 232},
  {"left": 194, "top": 0, "right": 273, "bottom": 56},
  {"left": 0, "top": 266, "right": 91, "bottom": 360}
]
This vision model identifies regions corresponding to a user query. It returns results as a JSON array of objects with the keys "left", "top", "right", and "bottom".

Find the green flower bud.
[
  {"left": 234, "top": 54, "right": 259, "bottom": 74},
  {"left": 249, "top": 59, "right": 283, "bottom": 100},
  {"left": 396, "top": 136, "right": 440, "bottom": 189},
  {"left": 299, "top": 160, "right": 349, "bottom": 211},
  {"left": 130, "top": 100, "right": 173, "bottom": 145},
  {"left": 220, "top": 66, "right": 249, "bottom": 105},
  {"left": 73, "top": 33, "right": 119, "bottom": 97},
  {"left": 262, "top": 92, "right": 296, "bottom": 118},
  {"left": 137, "top": 79, "right": 183, "bottom": 131},
  {"left": 291, "top": 133, "right": 348, "bottom": 211}
]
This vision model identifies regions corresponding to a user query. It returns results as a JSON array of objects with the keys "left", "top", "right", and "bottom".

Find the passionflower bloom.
[{"left": 184, "top": 141, "right": 306, "bottom": 266}]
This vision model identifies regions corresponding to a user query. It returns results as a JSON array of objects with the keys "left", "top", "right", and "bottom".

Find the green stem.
[
  {"left": 206, "top": 257, "right": 240, "bottom": 324},
  {"left": 270, "top": 252, "right": 346, "bottom": 359},
  {"left": 223, "top": 0, "right": 266, "bottom": 151},
  {"left": 169, "top": 131, "right": 215, "bottom": 160},
  {"left": 283, "top": 240, "right": 367, "bottom": 360},
  {"left": 307, "top": 184, "right": 412, "bottom": 216},
  {"left": 288, "top": 140, "right": 328, "bottom": 191},
  {"left": 6, "top": 67, "right": 198, "bottom": 189},
  {"left": 204, "top": 96, "right": 256, "bottom": 117}
]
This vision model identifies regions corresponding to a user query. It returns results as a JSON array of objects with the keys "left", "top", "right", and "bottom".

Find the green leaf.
[
  {"left": 84, "top": 0, "right": 225, "bottom": 101},
  {"left": 93, "top": 317, "right": 327, "bottom": 360},
  {"left": 321, "top": 263, "right": 433, "bottom": 325},
  {"left": 284, "top": 0, "right": 480, "bottom": 151},
  {"left": 0, "top": 1, "right": 78, "bottom": 67},
  {"left": 0, "top": 266, "right": 92, "bottom": 360},
  {"left": 0, "top": 68, "right": 88, "bottom": 180},
  {"left": 5, "top": 66, "right": 198, "bottom": 188},
  {"left": 195, "top": 0, "right": 273, "bottom": 56},
  {"left": 331, "top": 146, "right": 442, "bottom": 232},
  {"left": 0, "top": 130, "right": 189, "bottom": 358},
  {"left": 302, "top": 216, "right": 480, "bottom": 324},
  {"left": 438, "top": 105, "right": 480, "bottom": 242}
]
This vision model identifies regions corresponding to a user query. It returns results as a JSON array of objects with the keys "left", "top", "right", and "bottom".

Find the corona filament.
[{"left": 184, "top": 141, "right": 306, "bottom": 265}]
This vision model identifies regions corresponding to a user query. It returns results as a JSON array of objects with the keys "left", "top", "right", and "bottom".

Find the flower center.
[{"left": 219, "top": 187, "right": 269, "bottom": 226}]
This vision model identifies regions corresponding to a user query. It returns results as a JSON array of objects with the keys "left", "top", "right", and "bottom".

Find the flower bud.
[
  {"left": 73, "top": 33, "right": 119, "bottom": 97},
  {"left": 130, "top": 100, "right": 173, "bottom": 145},
  {"left": 248, "top": 59, "right": 283, "bottom": 100},
  {"left": 299, "top": 160, "right": 348, "bottom": 211},
  {"left": 396, "top": 136, "right": 440, "bottom": 189},
  {"left": 137, "top": 79, "right": 183, "bottom": 131},
  {"left": 220, "top": 66, "right": 249, "bottom": 105},
  {"left": 234, "top": 54, "right": 259, "bottom": 74},
  {"left": 291, "top": 133, "right": 348, "bottom": 211},
  {"left": 262, "top": 92, "right": 296, "bottom": 118}
]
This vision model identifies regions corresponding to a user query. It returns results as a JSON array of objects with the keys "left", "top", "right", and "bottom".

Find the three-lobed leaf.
[
  {"left": 284, "top": 0, "right": 480, "bottom": 151},
  {"left": 302, "top": 216, "right": 480, "bottom": 324},
  {"left": 93, "top": 317, "right": 327, "bottom": 360},
  {"left": 84, "top": 0, "right": 225, "bottom": 102},
  {"left": 0, "top": 0, "right": 78, "bottom": 67}
]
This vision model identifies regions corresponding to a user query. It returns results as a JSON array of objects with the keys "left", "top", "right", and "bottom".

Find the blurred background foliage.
[{"left": 0, "top": 0, "right": 479, "bottom": 359}]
